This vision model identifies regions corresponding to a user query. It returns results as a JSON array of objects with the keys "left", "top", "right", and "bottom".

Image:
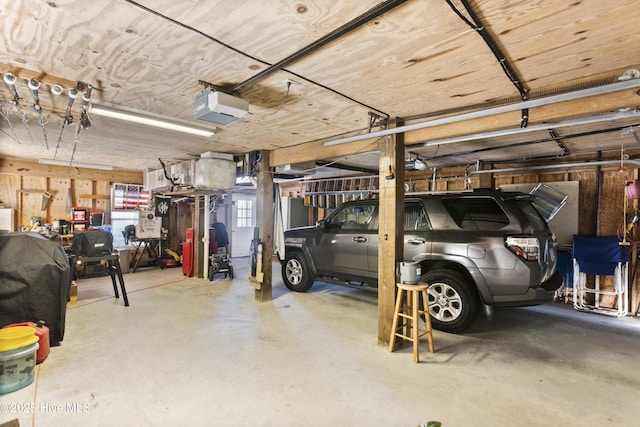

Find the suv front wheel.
[
  {"left": 282, "top": 252, "right": 314, "bottom": 292},
  {"left": 422, "top": 269, "right": 480, "bottom": 333}
]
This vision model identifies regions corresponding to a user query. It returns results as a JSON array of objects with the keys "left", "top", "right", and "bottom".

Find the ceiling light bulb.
[
  {"left": 51, "top": 84, "right": 63, "bottom": 96},
  {"left": 3, "top": 73, "right": 16, "bottom": 85},
  {"left": 28, "top": 79, "right": 40, "bottom": 91}
]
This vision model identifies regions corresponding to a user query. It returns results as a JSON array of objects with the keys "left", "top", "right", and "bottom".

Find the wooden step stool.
[{"left": 388, "top": 282, "right": 434, "bottom": 363}]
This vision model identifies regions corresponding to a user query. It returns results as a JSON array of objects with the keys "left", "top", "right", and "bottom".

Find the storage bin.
[
  {"left": 72, "top": 222, "right": 87, "bottom": 232},
  {"left": 116, "top": 247, "right": 131, "bottom": 273},
  {"left": 71, "top": 207, "right": 87, "bottom": 222},
  {"left": 3, "top": 321, "right": 50, "bottom": 364},
  {"left": 0, "top": 327, "right": 39, "bottom": 394},
  {"left": 90, "top": 210, "right": 104, "bottom": 226},
  {"left": 399, "top": 261, "right": 421, "bottom": 284}
]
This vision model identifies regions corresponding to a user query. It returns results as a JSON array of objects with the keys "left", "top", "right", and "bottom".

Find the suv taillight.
[{"left": 505, "top": 236, "right": 539, "bottom": 261}]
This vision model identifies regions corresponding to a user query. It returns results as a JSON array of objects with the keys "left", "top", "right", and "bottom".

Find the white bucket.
[
  {"left": 399, "top": 261, "right": 421, "bottom": 284},
  {"left": 0, "top": 342, "right": 39, "bottom": 394}
]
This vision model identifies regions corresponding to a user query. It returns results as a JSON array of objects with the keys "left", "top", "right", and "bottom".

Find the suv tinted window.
[
  {"left": 516, "top": 200, "right": 547, "bottom": 232},
  {"left": 405, "top": 201, "right": 430, "bottom": 231},
  {"left": 327, "top": 204, "right": 376, "bottom": 230},
  {"left": 442, "top": 197, "right": 509, "bottom": 230}
]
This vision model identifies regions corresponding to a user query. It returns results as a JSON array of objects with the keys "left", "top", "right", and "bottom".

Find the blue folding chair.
[{"left": 572, "top": 235, "right": 629, "bottom": 316}]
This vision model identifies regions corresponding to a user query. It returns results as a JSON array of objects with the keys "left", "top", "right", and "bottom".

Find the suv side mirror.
[{"left": 317, "top": 219, "right": 326, "bottom": 229}]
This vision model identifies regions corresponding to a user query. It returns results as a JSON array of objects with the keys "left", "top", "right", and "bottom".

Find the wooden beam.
[
  {"left": 79, "top": 194, "right": 110, "bottom": 200},
  {"left": 404, "top": 89, "right": 640, "bottom": 145},
  {"left": 0, "top": 63, "right": 80, "bottom": 93},
  {"left": 255, "top": 150, "right": 274, "bottom": 302},
  {"left": 377, "top": 123, "right": 405, "bottom": 345},
  {"left": 269, "top": 136, "right": 379, "bottom": 168},
  {"left": 477, "top": 161, "right": 495, "bottom": 189},
  {"left": 269, "top": 89, "right": 640, "bottom": 167},
  {"left": 0, "top": 159, "right": 143, "bottom": 184}
]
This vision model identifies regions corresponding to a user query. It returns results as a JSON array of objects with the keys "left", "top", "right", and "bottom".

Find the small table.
[
  {"left": 130, "top": 238, "right": 164, "bottom": 273},
  {"left": 75, "top": 254, "right": 129, "bottom": 306}
]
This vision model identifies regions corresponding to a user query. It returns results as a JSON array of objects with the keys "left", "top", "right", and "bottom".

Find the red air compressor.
[{"left": 182, "top": 228, "right": 194, "bottom": 276}]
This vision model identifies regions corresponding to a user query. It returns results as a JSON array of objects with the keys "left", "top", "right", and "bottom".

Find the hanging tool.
[
  {"left": 79, "top": 84, "right": 92, "bottom": 130},
  {"left": 69, "top": 84, "right": 92, "bottom": 166},
  {"left": 53, "top": 87, "right": 77, "bottom": 159},
  {"left": 3, "top": 72, "right": 35, "bottom": 144},
  {"left": 0, "top": 102, "right": 21, "bottom": 143},
  {"left": 28, "top": 78, "right": 50, "bottom": 150}
]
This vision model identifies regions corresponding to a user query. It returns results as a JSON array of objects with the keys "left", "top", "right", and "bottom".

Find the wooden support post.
[
  {"left": 478, "top": 161, "right": 495, "bottom": 189},
  {"left": 378, "top": 122, "right": 405, "bottom": 345},
  {"left": 255, "top": 150, "right": 274, "bottom": 302}
]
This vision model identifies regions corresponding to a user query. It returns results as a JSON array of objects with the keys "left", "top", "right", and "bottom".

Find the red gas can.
[{"left": 3, "top": 321, "right": 50, "bottom": 364}]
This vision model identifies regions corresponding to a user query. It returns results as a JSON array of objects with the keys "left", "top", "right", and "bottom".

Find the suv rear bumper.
[{"left": 490, "top": 271, "right": 561, "bottom": 307}]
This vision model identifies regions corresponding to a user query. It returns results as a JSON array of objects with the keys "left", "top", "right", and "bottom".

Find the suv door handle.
[
  {"left": 407, "top": 238, "right": 426, "bottom": 245},
  {"left": 353, "top": 236, "right": 367, "bottom": 243}
]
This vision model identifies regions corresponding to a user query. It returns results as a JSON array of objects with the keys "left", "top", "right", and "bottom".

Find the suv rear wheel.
[
  {"left": 282, "top": 252, "right": 314, "bottom": 292},
  {"left": 422, "top": 269, "right": 479, "bottom": 333}
]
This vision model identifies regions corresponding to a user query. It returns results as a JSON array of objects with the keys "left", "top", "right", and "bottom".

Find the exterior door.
[{"left": 231, "top": 193, "right": 256, "bottom": 257}]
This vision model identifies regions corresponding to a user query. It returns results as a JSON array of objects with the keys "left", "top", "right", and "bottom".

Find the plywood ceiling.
[{"left": 1, "top": 0, "right": 639, "bottom": 175}]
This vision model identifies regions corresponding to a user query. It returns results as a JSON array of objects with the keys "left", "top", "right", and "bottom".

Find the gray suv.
[{"left": 281, "top": 189, "right": 562, "bottom": 333}]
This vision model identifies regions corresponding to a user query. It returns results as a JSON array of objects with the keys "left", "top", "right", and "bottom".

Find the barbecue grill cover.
[{"left": 0, "top": 232, "right": 71, "bottom": 345}]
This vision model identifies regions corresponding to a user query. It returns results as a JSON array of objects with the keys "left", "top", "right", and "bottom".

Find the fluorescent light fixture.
[
  {"left": 323, "top": 78, "right": 640, "bottom": 147},
  {"left": 89, "top": 102, "right": 215, "bottom": 137},
  {"left": 39, "top": 158, "right": 113, "bottom": 170}
]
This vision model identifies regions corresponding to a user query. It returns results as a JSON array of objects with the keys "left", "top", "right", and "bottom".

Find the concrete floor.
[{"left": 2, "top": 259, "right": 640, "bottom": 427}]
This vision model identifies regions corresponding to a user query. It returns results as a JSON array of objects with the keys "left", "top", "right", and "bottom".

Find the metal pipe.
[
  {"left": 418, "top": 123, "right": 639, "bottom": 163},
  {"left": 323, "top": 78, "right": 640, "bottom": 147},
  {"left": 471, "top": 159, "right": 640, "bottom": 175},
  {"left": 413, "top": 110, "right": 640, "bottom": 148}
]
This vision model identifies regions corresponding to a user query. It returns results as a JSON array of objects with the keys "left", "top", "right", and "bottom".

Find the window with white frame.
[
  {"left": 236, "top": 199, "right": 253, "bottom": 227},
  {"left": 111, "top": 184, "right": 149, "bottom": 247},
  {"left": 111, "top": 211, "right": 139, "bottom": 247}
]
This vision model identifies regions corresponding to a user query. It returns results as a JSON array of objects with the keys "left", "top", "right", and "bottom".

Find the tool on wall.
[
  {"left": 27, "top": 78, "right": 50, "bottom": 150},
  {"left": 3, "top": 72, "right": 35, "bottom": 145},
  {"left": 54, "top": 87, "right": 78, "bottom": 159},
  {"left": 41, "top": 191, "right": 52, "bottom": 211}
]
